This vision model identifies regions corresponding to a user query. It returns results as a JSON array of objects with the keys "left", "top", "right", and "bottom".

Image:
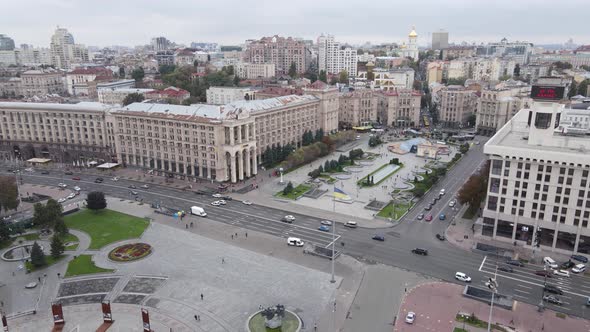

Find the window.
[
  {"left": 560, "top": 167, "right": 566, "bottom": 175},
  {"left": 558, "top": 176, "right": 564, "bottom": 184},
  {"left": 568, "top": 169, "right": 574, "bottom": 176},
  {"left": 542, "top": 194, "right": 547, "bottom": 201},
  {"left": 535, "top": 184, "right": 541, "bottom": 191},
  {"left": 531, "top": 211, "right": 537, "bottom": 218},
  {"left": 574, "top": 219, "right": 580, "bottom": 226},
  {"left": 566, "top": 177, "right": 572, "bottom": 185},
  {"left": 538, "top": 165, "right": 544, "bottom": 172},
  {"left": 557, "top": 187, "right": 562, "bottom": 194}
]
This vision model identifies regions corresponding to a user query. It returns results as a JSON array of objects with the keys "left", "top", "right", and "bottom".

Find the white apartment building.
[
  {"left": 50, "top": 27, "right": 89, "bottom": 70},
  {"left": 476, "top": 83, "right": 531, "bottom": 136},
  {"left": 234, "top": 62, "right": 275, "bottom": 79},
  {"left": 377, "top": 90, "right": 421, "bottom": 127},
  {"left": 483, "top": 100, "right": 590, "bottom": 254},
  {"left": 98, "top": 88, "right": 154, "bottom": 105},
  {"left": 317, "top": 35, "right": 358, "bottom": 77},
  {"left": 357, "top": 68, "right": 415, "bottom": 90},
  {"left": 206, "top": 87, "right": 257, "bottom": 105},
  {"left": 21, "top": 69, "right": 65, "bottom": 97}
]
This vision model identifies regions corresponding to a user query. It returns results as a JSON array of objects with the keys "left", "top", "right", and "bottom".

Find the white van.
[
  {"left": 287, "top": 237, "right": 304, "bottom": 247},
  {"left": 543, "top": 256, "right": 558, "bottom": 269},
  {"left": 344, "top": 221, "right": 358, "bottom": 228},
  {"left": 190, "top": 206, "right": 207, "bottom": 217}
]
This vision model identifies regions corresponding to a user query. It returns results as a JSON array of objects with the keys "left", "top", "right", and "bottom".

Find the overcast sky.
[{"left": 4, "top": 0, "right": 589, "bottom": 48}]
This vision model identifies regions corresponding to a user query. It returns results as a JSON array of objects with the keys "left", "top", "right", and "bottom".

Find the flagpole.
[{"left": 331, "top": 183, "right": 336, "bottom": 283}]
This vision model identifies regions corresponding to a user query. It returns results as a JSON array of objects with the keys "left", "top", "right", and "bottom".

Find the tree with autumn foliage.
[{"left": 457, "top": 161, "right": 490, "bottom": 216}]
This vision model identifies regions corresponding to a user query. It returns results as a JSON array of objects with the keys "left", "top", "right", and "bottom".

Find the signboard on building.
[{"left": 530, "top": 85, "right": 565, "bottom": 100}]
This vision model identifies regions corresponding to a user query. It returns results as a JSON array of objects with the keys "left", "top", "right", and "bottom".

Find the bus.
[{"left": 423, "top": 116, "right": 430, "bottom": 128}]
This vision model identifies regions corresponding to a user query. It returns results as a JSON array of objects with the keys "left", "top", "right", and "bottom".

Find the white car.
[
  {"left": 405, "top": 311, "right": 416, "bottom": 324},
  {"left": 321, "top": 220, "right": 332, "bottom": 226},
  {"left": 112, "top": 177, "right": 119, "bottom": 181},
  {"left": 73, "top": 186, "right": 81, "bottom": 191},
  {"left": 439, "top": 189, "right": 445, "bottom": 196},
  {"left": 572, "top": 264, "right": 586, "bottom": 273},
  {"left": 455, "top": 272, "right": 471, "bottom": 282},
  {"left": 553, "top": 269, "right": 570, "bottom": 278},
  {"left": 141, "top": 184, "right": 149, "bottom": 189},
  {"left": 218, "top": 199, "right": 227, "bottom": 205},
  {"left": 242, "top": 200, "right": 252, "bottom": 205},
  {"left": 210, "top": 201, "right": 221, "bottom": 206},
  {"left": 66, "top": 193, "right": 76, "bottom": 200},
  {"left": 58, "top": 183, "right": 67, "bottom": 188},
  {"left": 25, "top": 282, "right": 38, "bottom": 289},
  {"left": 212, "top": 193, "right": 222, "bottom": 198},
  {"left": 57, "top": 198, "right": 67, "bottom": 203},
  {"left": 283, "top": 215, "right": 295, "bottom": 222},
  {"left": 287, "top": 237, "right": 304, "bottom": 247},
  {"left": 449, "top": 200, "right": 456, "bottom": 207}
]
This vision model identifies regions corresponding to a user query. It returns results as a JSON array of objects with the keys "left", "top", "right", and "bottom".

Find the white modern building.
[
  {"left": 483, "top": 94, "right": 590, "bottom": 254},
  {"left": 234, "top": 62, "right": 275, "bottom": 79},
  {"left": 206, "top": 87, "right": 257, "bottom": 105},
  {"left": 317, "top": 34, "right": 358, "bottom": 77},
  {"left": 357, "top": 68, "right": 415, "bottom": 90},
  {"left": 98, "top": 88, "right": 154, "bottom": 105},
  {"left": 50, "top": 27, "right": 88, "bottom": 69}
]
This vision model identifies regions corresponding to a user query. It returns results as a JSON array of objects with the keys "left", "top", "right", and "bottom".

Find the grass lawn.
[
  {"left": 358, "top": 163, "right": 403, "bottom": 188},
  {"left": 25, "top": 255, "right": 66, "bottom": 272},
  {"left": 65, "top": 209, "right": 149, "bottom": 249},
  {"left": 248, "top": 311, "right": 300, "bottom": 332},
  {"left": 462, "top": 208, "right": 478, "bottom": 220},
  {"left": 318, "top": 174, "right": 337, "bottom": 184},
  {"left": 377, "top": 202, "right": 413, "bottom": 220},
  {"left": 276, "top": 184, "right": 311, "bottom": 200},
  {"left": 61, "top": 232, "right": 79, "bottom": 251},
  {"left": 21, "top": 233, "right": 40, "bottom": 241},
  {"left": 453, "top": 328, "right": 468, "bottom": 332},
  {"left": 65, "top": 254, "right": 114, "bottom": 277},
  {"left": 0, "top": 238, "right": 15, "bottom": 250}
]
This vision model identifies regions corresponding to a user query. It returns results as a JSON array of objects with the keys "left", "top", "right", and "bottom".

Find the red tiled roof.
[
  {"left": 145, "top": 86, "right": 190, "bottom": 98},
  {"left": 69, "top": 67, "right": 112, "bottom": 76},
  {"left": 258, "top": 86, "right": 302, "bottom": 96},
  {"left": 309, "top": 80, "right": 328, "bottom": 89}
]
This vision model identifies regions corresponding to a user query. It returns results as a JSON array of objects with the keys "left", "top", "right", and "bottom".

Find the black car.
[
  {"left": 544, "top": 285, "right": 563, "bottom": 295},
  {"left": 222, "top": 196, "right": 233, "bottom": 201},
  {"left": 560, "top": 260, "right": 575, "bottom": 270},
  {"left": 571, "top": 254, "right": 589, "bottom": 263},
  {"left": 498, "top": 265, "right": 514, "bottom": 273},
  {"left": 436, "top": 234, "right": 445, "bottom": 241},
  {"left": 130, "top": 190, "right": 139, "bottom": 196},
  {"left": 64, "top": 171, "right": 73, "bottom": 175},
  {"left": 424, "top": 204, "right": 432, "bottom": 211},
  {"left": 543, "top": 295, "right": 562, "bottom": 305},
  {"left": 128, "top": 185, "right": 137, "bottom": 189},
  {"left": 41, "top": 170, "right": 50, "bottom": 175},
  {"left": 411, "top": 248, "right": 429, "bottom": 255},
  {"left": 506, "top": 259, "right": 524, "bottom": 267},
  {"left": 94, "top": 177, "right": 104, "bottom": 183},
  {"left": 372, "top": 234, "right": 385, "bottom": 241}
]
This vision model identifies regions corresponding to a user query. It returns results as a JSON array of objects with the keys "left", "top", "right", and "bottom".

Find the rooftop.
[{"left": 0, "top": 101, "right": 111, "bottom": 112}]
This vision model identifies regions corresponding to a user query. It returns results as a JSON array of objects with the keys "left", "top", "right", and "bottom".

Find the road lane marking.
[
  {"left": 514, "top": 289, "right": 530, "bottom": 294},
  {"left": 479, "top": 256, "right": 487, "bottom": 271},
  {"left": 516, "top": 284, "right": 532, "bottom": 289}
]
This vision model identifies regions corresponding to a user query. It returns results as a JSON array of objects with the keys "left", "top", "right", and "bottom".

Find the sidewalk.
[{"left": 395, "top": 281, "right": 590, "bottom": 332}]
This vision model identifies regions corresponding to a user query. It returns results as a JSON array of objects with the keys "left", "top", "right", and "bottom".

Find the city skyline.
[{"left": 3, "top": 0, "right": 590, "bottom": 48}]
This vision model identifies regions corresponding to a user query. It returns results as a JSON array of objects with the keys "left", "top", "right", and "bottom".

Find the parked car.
[
  {"left": 73, "top": 186, "right": 81, "bottom": 192},
  {"left": 128, "top": 184, "right": 137, "bottom": 189},
  {"left": 439, "top": 189, "right": 445, "bottom": 196},
  {"left": 573, "top": 264, "right": 587, "bottom": 273},
  {"left": 412, "top": 248, "right": 429, "bottom": 255},
  {"left": 436, "top": 234, "right": 445, "bottom": 241},
  {"left": 66, "top": 193, "right": 76, "bottom": 200},
  {"left": 282, "top": 215, "right": 295, "bottom": 223},
  {"left": 535, "top": 270, "right": 553, "bottom": 278},
  {"left": 560, "top": 260, "right": 576, "bottom": 270},
  {"left": 416, "top": 213, "right": 424, "bottom": 220},
  {"left": 58, "top": 183, "right": 67, "bottom": 188},
  {"left": 449, "top": 200, "right": 456, "bottom": 207},
  {"left": 72, "top": 176, "right": 80, "bottom": 180},
  {"left": 24, "top": 282, "right": 38, "bottom": 289},
  {"left": 287, "top": 237, "right": 304, "bottom": 247},
  {"left": 553, "top": 269, "right": 570, "bottom": 278},
  {"left": 455, "top": 272, "right": 471, "bottom": 282},
  {"left": 405, "top": 311, "right": 416, "bottom": 324},
  {"left": 64, "top": 171, "right": 73, "bottom": 175},
  {"left": 543, "top": 256, "right": 558, "bottom": 269},
  {"left": 212, "top": 193, "right": 222, "bottom": 198},
  {"left": 242, "top": 200, "right": 252, "bottom": 205},
  {"left": 57, "top": 198, "right": 67, "bottom": 203},
  {"left": 221, "top": 196, "right": 233, "bottom": 201},
  {"left": 344, "top": 221, "right": 358, "bottom": 228},
  {"left": 506, "top": 259, "right": 525, "bottom": 267},
  {"left": 544, "top": 285, "right": 563, "bottom": 295},
  {"left": 543, "top": 295, "right": 562, "bottom": 305},
  {"left": 439, "top": 214, "right": 446, "bottom": 221},
  {"left": 425, "top": 214, "right": 433, "bottom": 222},
  {"left": 211, "top": 201, "right": 221, "bottom": 206},
  {"left": 424, "top": 204, "right": 432, "bottom": 211},
  {"left": 218, "top": 200, "right": 227, "bottom": 205},
  {"left": 372, "top": 234, "right": 385, "bottom": 241},
  {"left": 571, "top": 254, "right": 589, "bottom": 263},
  {"left": 318, "top": 225, "right": 330, "bottom": 232},
  {"left": 498, "top": 266, "right": 514, "bottom": 273}
]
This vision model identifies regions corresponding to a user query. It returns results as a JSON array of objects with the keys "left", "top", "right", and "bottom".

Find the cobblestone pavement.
[
  {"left": 57, "top": 277, "right": 120, "bottom": 297},
  {"left": 395, "top": 281, "right": 590, "bottom": 332}
]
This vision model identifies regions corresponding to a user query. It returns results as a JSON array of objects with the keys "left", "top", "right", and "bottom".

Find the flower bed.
[{"left": 108, "top": 243, "right": 152, "bottom": 262}]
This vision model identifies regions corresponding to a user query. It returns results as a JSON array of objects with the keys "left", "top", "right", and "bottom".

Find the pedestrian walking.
[
  {"left": 245, "top": 232, "right": 248, "bottom": 238},
  {"left": 314, "top": 322, "right": 317, "bottom": 331},
  {"left": 190, "top": 222, "right": 194, "bottom": 228},
  {"left": 235, "top": 232, "right": 238, "bottom": 238},
  {"left": 198, "top": 315, "right": 200, "bottom": 321},
  {"left": 38, "top": 276, "right": 41, "bottom": 282},
  {"left": 231, "top": 234, "right": 234, "bottom": 240},
  {"left": 194, "top": 315, "right": 198, "bottom": 321},
  {"left": 222, "top": 257, "right": 225, "bottom": 264},
  {"left": 201, "top": 293, "right": 204, "bottom": 300},
  {"left": 185, "top": 224, "right": 188, "bottom": 229}
]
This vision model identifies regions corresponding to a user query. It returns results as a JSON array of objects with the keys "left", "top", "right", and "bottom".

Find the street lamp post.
[
  {"left": 486, "top": 264, "right": 499, "bottom": 332},
  {"left": 330, "top": 183, "right": 336, "bottom": 283}
]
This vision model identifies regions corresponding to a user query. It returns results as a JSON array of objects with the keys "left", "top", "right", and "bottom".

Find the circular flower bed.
[{"left": 108, "top": 243, "right": 152, "bottom": 262}]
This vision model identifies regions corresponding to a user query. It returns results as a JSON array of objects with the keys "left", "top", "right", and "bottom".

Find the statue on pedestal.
[{"left": 261, "top": 304, "right": 285, "bottom": 329}]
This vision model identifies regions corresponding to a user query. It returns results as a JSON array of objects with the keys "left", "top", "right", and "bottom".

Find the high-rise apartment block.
[
  {"left": 437, "top": 86, "right": 478, "bottom": 127},
  {"left": 482, "top": 84, "right": 590, "bottom": 254},
  {"left": 151, "top": 37, "right": 172, "bottom": 51},
  {"left": 476, "top": 82, "right": 532, "bottom": 136},
  {"left": 431, "top": 30, "right": 449, "bottom": 50},
  {"left": 50, "top": 27, "right": 88, "bottom": 69},
  {"left": 317, "top": 34, "right": 358, "bottom": 77},
  {"left": 0, "top": 34, "right": 15, "bottom": 51},
  {"left": 243, "top": 36, "right": 307, "bottom": 76},
  {"left": 475, "top": 38, "right": 533, "bottom": 64}
]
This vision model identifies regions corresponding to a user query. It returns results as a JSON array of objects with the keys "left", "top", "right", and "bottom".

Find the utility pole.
[
  {"left": 486, "top": 264, "right": 498, "bottom": 332},
  {"left": 331, "top": 183, "right": 336, "bottom": 283}
]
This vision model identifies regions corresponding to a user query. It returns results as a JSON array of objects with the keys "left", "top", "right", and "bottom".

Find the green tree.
[
  {"left": 304, "top": 71, "right": 317, "bottom": 83},
  {"left": 86, "top": 191, "right": 107, "bottom": 211},
  {"left": 0, "top": 176, "right": 19, "bottom": 212},
  {"left": 50, "top": 236, "right": 64, "bottom": 259},
  {"left": 457, "top": 161, "right": 490, "bottom": 215},
  {"left": 569, "top": 80, "right": 578, "bottom": 98},
  {"left": 578, "top": 79, "right": 589, "bottom": 97},
  {"left": 32, "top": 202, "right": 48, "bottom": 226},
  {"left": 122, "top": 92, "right": 145, "bottom": 106},
  {"left": 118, "top": 66, "right": 125, "bottom": 78},
  {"left": 30, "top": 241, "right": 46, "bottom": 268},
  {"left": 131, "top": 67, "right": 145, "bottom": 83},
  {"left": 324, "top": 160, "right": 331, "bottom": 172},
  {"left": 283, "top": 181, "right": 294, "bottom": 195},
  {"left": 447, "top": 77, "right": 467, "bottom": 86},
  {"left": 288, "top": 62, "right": 297, "bottom": 78},
  {"left": 159, "top": 64, "right": 176, "bottom": 75},
  {"left": 54, "top": 219, "right": 68, "bottom": 236},
  {"left": 319, "top": 70, "right": 327, "bottom": 83},
  {"left": 338, "top": 70, "right": 349, "bottom": 84},
  {"left": 233, "top": 75, "right": 240, "bottom": 86},
  {"left": 0, "top": 221, "right": 10, "bottom": 242},
  {"left": 314, "top": 128, "right": 324, "bottom": 142}
]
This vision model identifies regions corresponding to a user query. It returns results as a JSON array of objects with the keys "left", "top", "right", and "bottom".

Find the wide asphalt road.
[{"left": 12, "top": 140, "right": 590, "bottom": 319}]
